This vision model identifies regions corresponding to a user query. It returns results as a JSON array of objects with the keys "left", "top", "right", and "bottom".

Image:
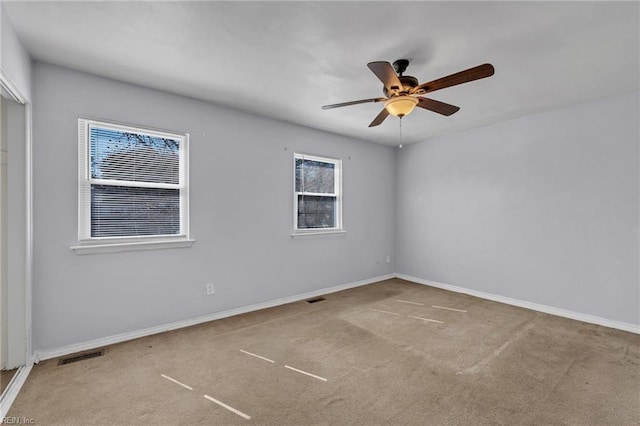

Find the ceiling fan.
[{"left": 321, "top": 59, "right": 495, "bottom": 127}]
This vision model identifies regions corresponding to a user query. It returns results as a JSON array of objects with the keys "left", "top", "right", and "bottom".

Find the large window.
[
  {"left": 294, "top": 153, "right": 342, "bottom": 233},
  {"left": 74, "top": 118, "right": 191, "bottom": 253}
]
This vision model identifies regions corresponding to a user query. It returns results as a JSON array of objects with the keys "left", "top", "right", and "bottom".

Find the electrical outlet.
[
  {"left": 386, "top": 255, "right": 391, "bottom": 264},
  {"left": 205, "top": 283, "right": 215, "bottom": 295}
]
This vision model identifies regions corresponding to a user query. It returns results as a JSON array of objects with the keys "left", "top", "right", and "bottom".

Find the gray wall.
[
  {"left": 0, "top": 4, "right": 31, "bottom": 101},
  {"left": 397, "top": 91, "right": 639, "bottom": 325},
  {"left": 32, "top": 62, "right": 396, "bottom": 351}
]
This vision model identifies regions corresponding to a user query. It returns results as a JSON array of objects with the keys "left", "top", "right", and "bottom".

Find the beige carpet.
[
  {"left": 8, "top": 279, "right": 640, "bottom": 425},
  {"left": 1, "top": 368, "right": 17, "bottom": 395}
]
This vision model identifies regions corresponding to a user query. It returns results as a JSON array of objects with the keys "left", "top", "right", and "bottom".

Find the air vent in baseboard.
[
  {"left": 58, "top": 349, "right": 105, "bottom": 366},
  {"left": 306, "top": 297, "right": 326, "bottom": 304}
]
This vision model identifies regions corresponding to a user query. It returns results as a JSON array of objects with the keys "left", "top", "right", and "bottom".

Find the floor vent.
[
  {"left": 306, "top": 297, "right": 326, "bottom": 304},
  {"left": 58, "top": 349, "right": 105, "bottom": 366}
]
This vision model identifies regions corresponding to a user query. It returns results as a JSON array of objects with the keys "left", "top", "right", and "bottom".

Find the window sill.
[
  {"left": 290, "top": 229, "right": 346, "bottom": 238},
  {"left": 71, "top": 238, "right": 195, "bottom": 255}
]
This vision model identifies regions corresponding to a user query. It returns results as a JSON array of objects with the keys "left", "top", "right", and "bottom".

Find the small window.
[
  {"left": 74, "top": 118, "right": 192, "bottom": 253},
  {"left": 294, "top": 153, "right": 342, "bottom": 233}
]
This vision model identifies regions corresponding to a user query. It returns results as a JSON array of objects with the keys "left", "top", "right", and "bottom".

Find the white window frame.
[
  {"left": 71, "top": 118, "right": 194, "bottom": 254},
  {"left": 292, "top": 152, "right": 344, "bottom": 237}
]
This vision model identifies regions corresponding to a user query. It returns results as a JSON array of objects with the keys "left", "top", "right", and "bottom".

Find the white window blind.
[
  {"left": 78, "top": 119, "right": 189, "bottom": 243},
  {"left": 294, "top": 153, "right": 342, "bottom": 232}
]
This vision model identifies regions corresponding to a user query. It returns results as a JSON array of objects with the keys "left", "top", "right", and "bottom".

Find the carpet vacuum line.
[
  {"left": 284, "top": 365, "right": 328, "bottom": 382},
  {"left": 408, "top": 316, "right": 445, "bottom": 324},
  {"left": 395, "top": 299, "right": 425, "bottom": 306},
  {"left": 371, "top": 308, "right": 444, "bottom": 324},
  {"left": 370, "top": 308, "right": 400, "bottom": 315},
  {"left": 161, "top": 373, "right": 251, "bottom": 420},
  {"left": 204, "top": 394, "right": 251, "bottom": 420},
  {"left": 432, "top": 305, "right": 467, "bottom": 313},
  {"left": 239, "top": 349, "right": 275, "bottom": 363},
  {"left": 240, "top": 349, "right": 328, "bottom": 382},
  {"left": 160, "top": 374, "right": 193, "bottom": 391}
]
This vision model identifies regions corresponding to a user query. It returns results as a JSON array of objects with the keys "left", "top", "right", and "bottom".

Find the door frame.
[{"left": 0, "top": 68, "right": 33, "bottom": 417}]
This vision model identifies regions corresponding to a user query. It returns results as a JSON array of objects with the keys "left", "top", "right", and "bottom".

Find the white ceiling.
[{"left": 4, "top": 1, "right": 639, "bottom": 146}]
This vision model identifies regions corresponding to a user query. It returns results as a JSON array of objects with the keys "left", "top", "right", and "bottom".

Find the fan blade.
[
  {"left": 367, "top": 61, "right": 403, "bottom": 93},
  {"left": 417, "top": 63, "right": 495, "bottom": 93},
  {"left": 368, "top": 108, "right": 390, "bottom": 127},
  {"left": 417, "top": 97, "right": 460, "bottom": 116},
  {"left": 322, "top": 97, "right": 385, "bottom": 110}
]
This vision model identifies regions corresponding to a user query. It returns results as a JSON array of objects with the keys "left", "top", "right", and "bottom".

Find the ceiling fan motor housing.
[{"left": 384, "top": 75, "right": 419, "bottom": 97}]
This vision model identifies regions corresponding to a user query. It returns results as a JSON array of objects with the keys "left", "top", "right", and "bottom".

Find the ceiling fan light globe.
[{"left": 384, "top": 96, "right": 418, "bottom": 117}]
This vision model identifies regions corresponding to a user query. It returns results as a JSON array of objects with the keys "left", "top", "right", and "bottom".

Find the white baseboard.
[
  {"left": 396, "top": 274, "right": 640, "bottom": 334},
  {"left": 0, "top": 364, "right": 33, "bottom": 418},
  {"left": 34, "top": 273, "right": 396, "bottom": 363}
]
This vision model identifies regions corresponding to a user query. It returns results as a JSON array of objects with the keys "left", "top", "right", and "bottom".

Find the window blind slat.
[
  {"left": 91, "top": 185, "right": 180, "bottom": 237},
  {"left": 90, "top": 126, "right": 180, "bottom": 185}
]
